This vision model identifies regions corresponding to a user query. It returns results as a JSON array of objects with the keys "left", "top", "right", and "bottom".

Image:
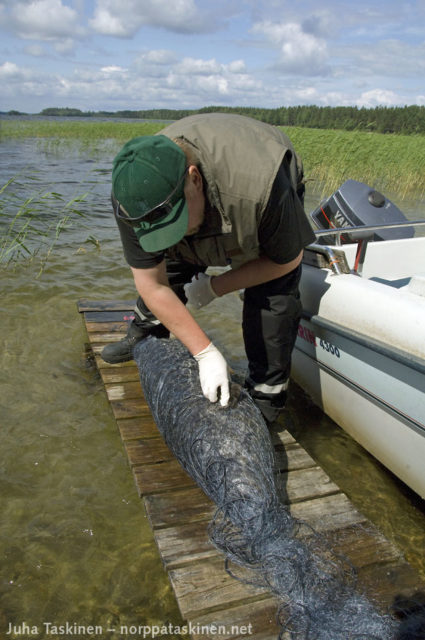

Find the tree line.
[{"left": 20, "top": 104, "right": 425, "bottom": 135}]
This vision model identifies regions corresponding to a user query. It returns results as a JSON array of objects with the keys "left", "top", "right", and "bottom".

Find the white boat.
[{"left": 292, "top": 180, "right": 425, "bottom": 498}]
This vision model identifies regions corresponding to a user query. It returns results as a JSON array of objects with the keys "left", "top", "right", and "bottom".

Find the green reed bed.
[
  {"left": 287, "top": 127, "right": 425, "bottom": 199},
  {"left": 0, "top": 119, "right": 166, "bottom": 158},
  {"left": 1, "top": 118, "right": 424, "bottom": 198},
  {"left": 0, "top": 119, "right": 164, "bottom": 143}
]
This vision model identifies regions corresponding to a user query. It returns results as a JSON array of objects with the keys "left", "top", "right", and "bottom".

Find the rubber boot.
[
  {"left": 101, "top": 320, "right": 169, "bottom": 364},
  {"left": 245, "top": 386, "right": 288, "bottom": 429}
]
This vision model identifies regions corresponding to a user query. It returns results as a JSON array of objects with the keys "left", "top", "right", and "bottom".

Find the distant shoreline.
[{"left": 2, "top": 104, "right": 425, "bottom": 135}]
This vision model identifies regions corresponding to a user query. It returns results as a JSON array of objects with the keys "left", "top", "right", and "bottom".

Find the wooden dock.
[{"left": 78, "top": 298, "right": 424, "bottom": 639}]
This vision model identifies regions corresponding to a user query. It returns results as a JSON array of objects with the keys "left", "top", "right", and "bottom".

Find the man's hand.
[
  {"left": 184, "top": 273, "right": 218, "bottom": 309},
  {"left": 194, "top": 342, "right": 230, "bottom": 407}
]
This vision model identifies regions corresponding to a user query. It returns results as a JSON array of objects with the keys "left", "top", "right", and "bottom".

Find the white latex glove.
[
  {"left": 184, "top": 273, "right": 218, "bottom": 309},
  {"left": 194, "top": 342, "right": 230, "bottom": 407}
]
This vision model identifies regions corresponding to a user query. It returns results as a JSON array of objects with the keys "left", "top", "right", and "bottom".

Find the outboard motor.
[{"left": 311, "top": 180, "right": 414, "bottom": 244}]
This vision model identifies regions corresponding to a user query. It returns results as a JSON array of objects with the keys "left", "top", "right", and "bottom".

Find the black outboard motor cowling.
[{"left": 311, "top": 180, "right": 414, "bottom": 244}]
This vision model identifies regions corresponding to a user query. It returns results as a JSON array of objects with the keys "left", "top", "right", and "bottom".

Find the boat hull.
[{"left": 292, "top": 260, "right": 425, "bottom": 498}]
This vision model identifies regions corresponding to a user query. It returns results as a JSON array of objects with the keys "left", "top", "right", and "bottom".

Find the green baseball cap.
[{"left": 112, "top": 135, "right": 188, "bottom": 252}]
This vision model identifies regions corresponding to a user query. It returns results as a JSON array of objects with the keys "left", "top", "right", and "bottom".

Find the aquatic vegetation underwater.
[{"left": 134, "top": 336, "right": 425, "bottom": 640}]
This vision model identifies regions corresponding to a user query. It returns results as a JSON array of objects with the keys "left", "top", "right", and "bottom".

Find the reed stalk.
[{"left": 0, "top": 175, "right": 89, "bottom": 274}]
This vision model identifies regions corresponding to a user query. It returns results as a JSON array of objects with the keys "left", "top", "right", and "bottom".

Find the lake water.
[{"left": 1, "top": 132, "right": 424, "bottom": 639}]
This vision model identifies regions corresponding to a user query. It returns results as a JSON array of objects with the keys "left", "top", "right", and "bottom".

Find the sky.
[{"left": 0, "top": 0, "right": 424, "bottom": 113}]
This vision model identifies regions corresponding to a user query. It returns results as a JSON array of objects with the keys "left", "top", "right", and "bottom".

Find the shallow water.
[{"left": 0, "top": 135, "right": 424, "bottom": 639}]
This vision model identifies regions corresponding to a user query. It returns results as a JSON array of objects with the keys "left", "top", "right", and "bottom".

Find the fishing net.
[{"left": 134, "top": 336, "right": 423, "bottom": 640}]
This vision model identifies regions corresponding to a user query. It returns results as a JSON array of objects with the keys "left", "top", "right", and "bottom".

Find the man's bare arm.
[{"left": 130, "top": 261, "right": 211, "bottom": 356}]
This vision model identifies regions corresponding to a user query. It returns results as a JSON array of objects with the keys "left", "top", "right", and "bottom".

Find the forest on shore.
[{"left": 5, "top": 104, "right": 425, "bottom": 136}]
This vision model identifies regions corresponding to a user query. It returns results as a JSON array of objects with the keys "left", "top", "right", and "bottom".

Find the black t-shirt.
[{"left": 114, "top": 159, "right": 315, "bottom": 269}]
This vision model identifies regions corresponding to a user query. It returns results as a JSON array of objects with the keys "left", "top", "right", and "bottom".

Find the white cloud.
[
  {"left": 23, "top": 43, "right": 45, "bottom": 56},
  {"left": 89, "top": 4, "right": 126, "bottom": 36},
  {"left": 0, "top": 1, "right": 423, "bottom": 111},
  {"left": 0, "top": 60, "right": 20, "bottom": 77},
  {"left": 100, "top": 65, "right": 126, "bottom": 73},
  {"left": 176, "top": 57, "right": 222, "bottom": 75},
  {"left": 134, "top": 49, "right": 178, "bottom": 78},
  {"left": 227, "top": 60, "right": 246, "bottom": 73},
  {"left": 0, "top": 51, "right": 411, "bottom": 112},
  {"left": 0, "top": 60, "right": 58, "bottom": 100},
  {"left": 89, "top": 0, "right": 218, "bottom": 37},
  {"left": 252, "top": 20, "right": 330, "bottom": 76},
  {"left": 293, "top": 87, "right": 319, "bottom": 101},
  {"left": 162, "top": 56, "right": 260, "bottom": 103},
  {"left": 348, "top": 39, "right": 425, "bottom": 78},
  {"left": 356, "top": 89, "right": 400, "bottom": 108},
  {"left": 54, "top": 38, "right": 76, "bottom": 55},
  {"left": 141, "top": 50, "right": 177, "bottom": 65},
  {"left": 318, "top": 91, "right": 352, "bottom": 107},
  {"left": 27, "top": 53, "right": 260, "bottom": 110},
  {"left": 5, "top": 0, "right": 83, "bottom": 41},
  {"left": 302, "top": 10, "right": 335, "bottom": 38}
]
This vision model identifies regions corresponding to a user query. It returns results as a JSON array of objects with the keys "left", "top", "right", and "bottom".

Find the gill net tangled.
[{"left": 134, "top": 336, "right": 423, "bottom": 640}]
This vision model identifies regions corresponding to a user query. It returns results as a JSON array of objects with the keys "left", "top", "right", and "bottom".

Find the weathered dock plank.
[
  {"left": 189, "top": 599, "right": 280, "bottom": 640},
  {"left": 100, "top": 367, "right": 140, "bottom": 384},
  {"left": 117, "top": 416, "right": 160, "bottom": 440},
  {"left": 169, "top": 555, "right": 270, "bottom": 619},
  {"left": 78, "top": 298, "right": 136, "bottom": 312},
  {"left": 154, "top": 521, "right": 218, "bottom": 568},
  {"left": 125, "top": 438, "right": 174, "bottom": 467},
  {"left": 105, "top": 380, "right": 146, "bottom": 401},
  {"left": 135, "top": 463, "right": 338, "bottom": 503},
  {"left": 109, "top": 396, "right": 150, "bottom": 420},
  {"left": 134, "top": 459, "right": 197, "bottom": 495},
  {"left": 145, "top": 486, "right": 214, "bottom": 529},
  {"left": 77, "top": 299, "right": 425, "bottom": 639},
  {"left": 144, "top": 485, "right": 365, "bottom": 533}
]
